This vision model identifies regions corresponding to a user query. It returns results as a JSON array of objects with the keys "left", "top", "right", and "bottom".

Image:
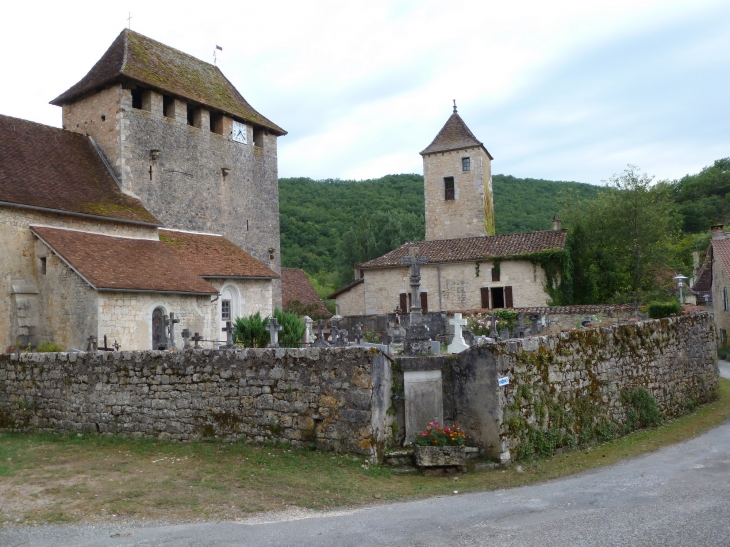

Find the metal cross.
[
  {"left": 191, "top": 332, "right": 203, "bottom": 349},
  {"left": 222, "top": 321, "right": 234, "bottom": 347},
  {"left": 267, "top": 317, "right": 283, "bottom": 348},
  {"left": 113, "top": 340, "right": 121, "bottom": 351}
]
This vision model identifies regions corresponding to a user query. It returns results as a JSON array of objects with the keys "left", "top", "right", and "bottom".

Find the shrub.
[
  {"left": 233, "top": 312, "right": 270, "bottom": 348},
  {"left": 273, "top": 308, "right": 306, "bottom": 348},
  {"left": 647, "top": 301, "right": 681, "bottom": 319},
  {"left": 622, "top": 388, "right": 661, "bottom": 430},
  {"left": 35, "top": 342, "right": 64, "bottom": 353}
]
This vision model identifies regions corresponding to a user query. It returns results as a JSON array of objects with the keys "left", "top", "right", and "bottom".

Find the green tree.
[
  {"left": 273, "top": 308, "right": 307, "bottom": 347},
  {"left": 233, "top": 312, "right": 270, "bottom": 348},
  {"left": 668, "top": 158, "right": 730, "bottom": 233}
]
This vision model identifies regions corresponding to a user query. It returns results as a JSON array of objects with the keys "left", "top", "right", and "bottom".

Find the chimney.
[
  {"left": 552, "top": 214, "right": 562, "bottom": 231},
  {"left": 711, "top": 225, "right": 726, "bottom": 240}
]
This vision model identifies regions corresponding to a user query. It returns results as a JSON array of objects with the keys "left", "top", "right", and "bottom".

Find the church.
[
  {"left": 330, "top": 106, "right": 567, "bottom": 316},
  {"left": 0, "top": 29, "right": 284, "bottom": 351}
]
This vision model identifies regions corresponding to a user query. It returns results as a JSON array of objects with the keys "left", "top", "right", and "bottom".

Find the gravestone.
[
  {"left": 499, "top": 327, "right": 510, "bottom": 340},
  {"left": 191, "top": 332, "right": 203, "bottom": 349},
  {"left": 447, "top": 313, "right": 469, "bottom": 354},
  {"left": 86, "top": 335, "right": 97, "bottom": 352},
  {"left": 430, "top": 340, "right": 441, "bottom": 355},
  {"left": 313, "top": 320, "right": 330, "bottom": 348},
  {"left": 181, "top": 328, "right": 191, "bottom": 349},
  {"left": 529, "top": 313, "right": 540, "bottom": 335},
  {"left": 303, "top": 316, "right": 314, "bottom": 345},
  {"left": 221, "top": 321, "right": 234, "bottom": 348},
  {"left": 336, "top": 329, "right": 349, "bottom": 347},
  {"left": 168, "top": 312, "right": 180, "bottom": 348},
  {"left": 404, "top": 369, "right": 444, "bottom": 443},
  {"left": 354, "top": 323, "right": 363, "bottom": 345},
  {"left": 489, "top": 313, "right": 498, "bottom": 339},
  {"left": 267, "top": 317, "right": 283, "bottom": 348}
]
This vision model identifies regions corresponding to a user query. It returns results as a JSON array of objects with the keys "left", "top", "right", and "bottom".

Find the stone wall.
[
  {"left": 62, "top": 85, "right": 282, "bottom": 308},
  {"left": 0, "top": 348, "right": 392, "bottom": 459},
  {"left": 424, "top": 146, "right": 493, "bottom": 240}
]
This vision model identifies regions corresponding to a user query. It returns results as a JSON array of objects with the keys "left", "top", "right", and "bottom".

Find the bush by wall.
[{"left": 648, "top": 301, "right": 681, "bottom": 319}]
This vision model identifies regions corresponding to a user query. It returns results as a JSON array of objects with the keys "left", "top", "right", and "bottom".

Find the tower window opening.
[
  {"left": 253, "top": 127, "right": 264, "bottom": 148},
  {"left": 462, "top": 157, "right": 470, "bottom": 171},
  {"left": 444, "top": 177, "right": 455, "bottom": 200},
  {"left": 210, "top": 112, "right": 223, "bottom": 134},
  {"left": 131, "top": 88, "right": 143, "bottom": 110},
  {"left": 163, "top": 95, "right": 175, "bottom": 118},
  {"left": 187, "top": 106, "right": 200, "bottom": 127}
]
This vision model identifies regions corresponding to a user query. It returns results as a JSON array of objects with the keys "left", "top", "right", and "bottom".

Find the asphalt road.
[{"left": 2, "top": 363, "right": 729, "bottom": 547}]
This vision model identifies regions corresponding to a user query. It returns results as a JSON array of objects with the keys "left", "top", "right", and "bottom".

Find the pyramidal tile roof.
[
  {"left": 0, "top": 114, "right": 160, "bottom": 225},
  {"left": 281, "top": 268, "right": 332, "bottom": 318},
  {"left": 420, "top": 110, "right": 493, "bottom": 158},
  {"left": 357, "top": 230, "right": 567, "bottom": 269},
  {"left": 51, "top": 29, "right": 285, "bottom": 135}
]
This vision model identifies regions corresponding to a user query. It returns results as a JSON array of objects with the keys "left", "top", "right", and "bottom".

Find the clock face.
[{"left": 231, "top": 120, "right": 247, "bottom": 144}]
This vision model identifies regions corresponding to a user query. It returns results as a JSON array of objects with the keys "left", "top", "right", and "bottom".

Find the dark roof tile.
[
  {"left": 358, "top": 230, "right": 567, "bottom": 269},
  {"left": 0, "top": 114, "right": 160, "bottom": 225},
  {"left": 51, "top": 30, "right": 285, "bottom": 135}
]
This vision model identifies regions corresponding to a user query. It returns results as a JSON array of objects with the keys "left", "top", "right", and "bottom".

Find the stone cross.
[
  {"left": 354, "top": 323, "right": 363, "bottom": 345},
  {"left": 222, "top": 321, "right": 234, "bottom": 347},
  {"left": 267, "top": 317, "right": 283, "bottom": 348},
  {"left": 330, "top": 324, "right": 339, "bottom": 345},
  {"left": 303, "top": 316, "right": 314, "bottom": 345},
  {"left": 168, "top": 312, "right": 180, "bottom": 348},
  {"left": 86, "top": 335, "right": 97, "bottom": 352},
  {"left": 400, "top": 247, "right": 428, "bottom": 324},
  {"left": 191, "top": 332, "right": 203, "bottom": 349},
  {"left": 447, "top": 313, "right": 469, "bottom": 354},
  {"left": 317, "top": 320, "right": 325, "bottom": 340},
  {"left": 181, "top": 328, "right": 191, "bottom": 349},
  {"left": 489, "top": 313, "right": 498, "bottom": 338},
  {"left": 529, "top": 313, "right": 540, "bottom": 335}
]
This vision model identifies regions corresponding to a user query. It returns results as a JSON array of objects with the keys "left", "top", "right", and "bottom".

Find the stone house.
[
  {"left": 281, "top": 268, "right": 331, "bottom": 319},
  {"left": 330, "top": 107, "right": 567, "bottom": 316},
  {"left": 1, "top": 29, "right": 284, "bottom": 351},
  {"left": 707, "top": 225, "right": 730, "bottom": 347}
]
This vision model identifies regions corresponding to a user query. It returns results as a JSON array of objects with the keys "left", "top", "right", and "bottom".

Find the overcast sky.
[{"left": 2, "top": 1, "right": 728, "bottom": 184}]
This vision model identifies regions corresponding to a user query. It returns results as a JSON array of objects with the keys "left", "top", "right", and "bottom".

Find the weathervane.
[
  {"left": 213, "top": 45, "right": 222, "bottom": 65},
  {"left": 453, "top": 99, "right": 457, "bottom": 113},
  {"left": 127, "top": 12, "right": 132, "bottom": 29}
]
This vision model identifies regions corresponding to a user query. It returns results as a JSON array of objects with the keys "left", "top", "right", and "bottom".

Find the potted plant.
[{"left": 414, "top": 421, "right": 467, "bottom": 470}]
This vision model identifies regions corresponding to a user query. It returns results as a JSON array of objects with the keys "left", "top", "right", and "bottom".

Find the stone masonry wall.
[
  {"left": 450, "top": 313, "right": 718, "bottom": 459},
  {"left": 0, "top": 348, "right": 392, "bottom": 459}
]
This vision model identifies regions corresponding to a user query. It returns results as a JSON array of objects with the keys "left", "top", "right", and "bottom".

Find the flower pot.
[{"left": 414, "top": 445, "right": 466, "bottom": 469}]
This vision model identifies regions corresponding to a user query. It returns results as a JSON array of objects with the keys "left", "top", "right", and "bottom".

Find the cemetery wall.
[
  {"left": 0, "top": 347, "right": 393, "bottom": 459},
  {"left": 453, "top": 313, "right": 718, "bottom": 460},
  {"left": 423, "top": 146, "right": 492, "bottom": 241},
  {"left": 360, "top": 259, "right": 549, "bottom": 316},
  {"left": 0, "top": 206, "right": 158, "bottom": 350},
  {"left": 63, "top": 85, "right": 283, "bottom": 308}
]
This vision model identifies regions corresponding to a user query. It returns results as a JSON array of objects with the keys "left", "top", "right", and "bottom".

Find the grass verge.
[{"left": 1, "top": 378, "right": 729, "bottom": 526}]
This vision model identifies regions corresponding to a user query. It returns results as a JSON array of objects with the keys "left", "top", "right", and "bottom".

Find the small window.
[
  {"left": 253, "top": 127, "right": 265, "bottom": 148},
  {"left": 462, "top": 157, "right": 471, "bottom": 171},
  {"left": 221, "top": 300, "right": 231, "bottom": 321},
  {"left": 210, "top": 112, "right": 223, "bottom": 134},
  {"left": 39, "top": 257, "right": 46, "bottom": 275},
  {"left": 491, "top": 267, "right": 500, "bottom": 282},
  {"left": 131, "top": 88, "right": 143, "bottom": 110},
  {"left": 187, "top": 106, "right": 199, "bottom": 127},
  {"left": 444, "top": 177, "right": 455, "bottom": 200},
  {"left": 163, "top": 95, "right": 175, "bottom": 118}
]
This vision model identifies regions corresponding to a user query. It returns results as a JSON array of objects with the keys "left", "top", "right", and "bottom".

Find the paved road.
[{"left": 3, "top": 364, "right": 729, "bottom": 547}]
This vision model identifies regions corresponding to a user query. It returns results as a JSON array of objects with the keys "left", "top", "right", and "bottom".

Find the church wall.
[
  {"left": 360, "top": 260, "right": 549, "bottom": 316},
  {"left": 62, "top": 86, "right": 282, "bottom": 309},
  {"left": 0, "top": 206, "right": 156, "bottom": 350},
  {"left": 207, "top": 278, "right": 274, "bottom": 325},
  {"left": 423, "top": 146, "right": 493, "bottom": 241},
  {"left": 336, "top": 281, "right": 366, "bottom": 317}
]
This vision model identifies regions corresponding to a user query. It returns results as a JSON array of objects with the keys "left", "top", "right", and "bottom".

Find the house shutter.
[
  {"left": 481, "top": 287, "right": 490, "bottom": 309},
  {"left": 491, "top": 268, "right": 500, "bottom": 282},
  {"left": 420, "top": 292, "right": 428, "bottom": 313},
  {"left": 399, "top": 293, "right": 407, "bottom": 313},
  {"left": 505, "top": 286, "right": 514, "bottom": 308}
]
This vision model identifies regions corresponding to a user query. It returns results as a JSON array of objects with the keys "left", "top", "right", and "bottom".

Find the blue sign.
[{"left": 498, "top": 376, "right": 510, "bottom": 387}]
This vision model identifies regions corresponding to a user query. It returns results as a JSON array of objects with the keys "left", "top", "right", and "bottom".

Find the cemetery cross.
[
  {"left": 267, "top": 317, "right": 284, "bottom": 348},
  {"left": 400, "top": 247, "right": 429, "bottom": 324}
]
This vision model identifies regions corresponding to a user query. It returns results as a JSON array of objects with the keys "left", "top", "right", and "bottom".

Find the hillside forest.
[{"left": 279, "top": 158, "right": 730, "bottom": 306}]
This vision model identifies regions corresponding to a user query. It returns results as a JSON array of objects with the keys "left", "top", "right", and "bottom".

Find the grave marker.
[{"left": 447, "top": 313, "right": 469, "bottom": 354}]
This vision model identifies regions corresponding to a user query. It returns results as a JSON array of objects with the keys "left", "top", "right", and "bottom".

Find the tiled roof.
[
  {"left": 691, "top": 251, "right": 712, "bottom": 293},
  {"left": 51, "top": 30, "right": 286, "bottom": 136},
  {"left": 31, "top": 227, "right": 217, "bottom": 294},
  {"left": 0, "top": 114, "right": 160, "bottom": 225},
  {"left": 420, "top": 111, "right": 493, "bottom": 158},
  {"left": 281, "top": 268, "right": 331, "bottom": 317},
  {"left": 712, "top": 237, "right": 730, "bottom": 279},
  {"left": 159, "top": 229, "right": 278, "bottom": 279},
  {"left": 357, "top": 230, "right": 567, "bottom": 269},
  {"left": 327, "top": 277, "right": 364, "bottom": 299}
]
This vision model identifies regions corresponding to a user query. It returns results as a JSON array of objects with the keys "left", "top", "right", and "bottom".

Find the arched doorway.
[{"left": 152, "top": 307, "right": 168, "bottom": 349}]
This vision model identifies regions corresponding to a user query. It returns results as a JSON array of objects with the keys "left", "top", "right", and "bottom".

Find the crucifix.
[
  {"left": 113, "top": 340, "right": 121, "bottom": 351},
  {"left": 191, "top": 332, "right": 203, "bottom": 349},
  {"left": 168, "top": 312, "right": 180, "bottom": 349},
  {"left": 400, "top": 246, "right": 429, "bottom": 323},
  {"left": 267, "top": 317, "right": 283, "bottom": 348},
  {"left": 181, "top": 328, "right": 191, "bottom": 349},
  {"left": 86, "top": 335, "right": 97, "bottom": 352},
  {"left": 222, "top": 321, "right": 234, "bottom": 347}
]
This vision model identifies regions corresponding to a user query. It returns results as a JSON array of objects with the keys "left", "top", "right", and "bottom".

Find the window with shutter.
[
  {"left": 480, "top": 287, "right": 490, "bottom": 309},
  {"left": 491, "top": 268, "right": 500, "bottom": 282},
  {"left": 505, "top": 286, "right": 514, "bottom": 308},
  {"left": 399, "top": 293, "right": 407, "bottom": 313},
  {"left": 420, "top": 292, "right": 428, "bottom": 313},
  {"left": 444, "top": 177, "right": 455, "bottom": 200}
]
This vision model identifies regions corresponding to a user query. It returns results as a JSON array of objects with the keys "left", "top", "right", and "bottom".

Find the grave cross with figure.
[
  {"left": 400, "top": 247, "right": 429, "bottom": 324},
  {"left": 267, "top": 317, "right": 283, "bottom": 348}
]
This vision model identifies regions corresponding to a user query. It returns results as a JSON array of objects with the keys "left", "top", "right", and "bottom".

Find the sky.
[{"left": 1, "top": 0, "right": 728, "bottom": 184}]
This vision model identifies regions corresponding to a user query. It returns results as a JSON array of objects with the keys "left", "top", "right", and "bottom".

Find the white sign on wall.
[{"left": 231, "top": 120, "right": 247, "bottom": 144}]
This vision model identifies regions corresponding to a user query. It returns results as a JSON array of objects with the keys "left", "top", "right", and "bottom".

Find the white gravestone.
[
  {"left": 404, "top": 369, "right": 444, "bottom": 442},
  {"left": 447, "top": 313, "right": 470, "bottom": 354},
  {"left": 303, "top": 316, "right": 314, "bottom": 344}
]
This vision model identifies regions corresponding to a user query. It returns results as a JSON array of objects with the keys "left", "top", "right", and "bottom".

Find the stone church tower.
[
  {"left": 420, "top": 105, "right": 494, "bottom": 240},
  {"left": 50, "top": 30, "right": 286, "bottom": 306}
]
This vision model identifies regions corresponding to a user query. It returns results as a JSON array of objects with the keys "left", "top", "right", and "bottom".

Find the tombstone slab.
[
  {"left": 404, "top": 369, "right": 444, "bottom": 442},
  {"left": 447, "top": 313, "right": 469, "bottom": 354}
]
